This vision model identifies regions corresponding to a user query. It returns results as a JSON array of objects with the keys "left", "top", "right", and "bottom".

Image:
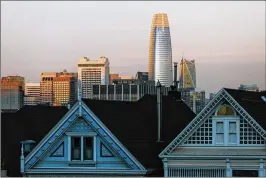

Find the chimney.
[
  {"left": 173, "top": 62, "right": 178, "bottom": 88},
  {"left": 156, "top": 80, "right": 163, "bottom": 142}
]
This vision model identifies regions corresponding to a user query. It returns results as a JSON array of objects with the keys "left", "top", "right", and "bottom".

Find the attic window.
[{"left": 216, "top": 105, "right": 235, "bottom": 116}]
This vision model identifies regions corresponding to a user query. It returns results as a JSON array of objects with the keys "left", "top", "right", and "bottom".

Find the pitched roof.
[
  {"left": 224, "top": 88, "right": 266, "bottom": 129},
  {"left": 82, "top": 94, "right": 195, "bottom": 175},
  {"left": 1, "top": 106, "right": 68, "bottom": 177},
  {"left": 1, "top": 94, "right": 195, "bottom": 176}
]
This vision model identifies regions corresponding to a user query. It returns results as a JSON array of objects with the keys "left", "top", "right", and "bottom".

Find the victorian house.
[
  {"left": 1, "top": 87, "right": 265, "bottom": 177},
  {"left": 1, "top": 87, "right": 195, "bottom": 176},
  {"left": 160, "top": 88, "right": 266, "bottom": 177}
]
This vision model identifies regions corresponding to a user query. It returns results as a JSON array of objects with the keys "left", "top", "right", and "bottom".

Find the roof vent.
[{"left": 261, "top": 96, "right": 266, "bottom": 103}]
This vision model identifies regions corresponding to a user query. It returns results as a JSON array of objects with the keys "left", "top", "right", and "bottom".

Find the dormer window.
[
  {"left": 213, "top": 105, "right": 239, "bottom": 146},
  {"left": 71, "top": 137, "right": 93, "bottom": 161}
]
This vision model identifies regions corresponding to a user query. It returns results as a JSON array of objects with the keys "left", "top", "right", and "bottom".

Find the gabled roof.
[
  {"left": 159, "top": 88, "right": 266, "bottom": 157},
  {"left": 82, "top": 94, "right": 195, "bottom": 175},
  {"left": 1, "top": 94, "right": 195, "bottom": 176},
  {"left": 1, "top": 106, "right": 68, "bottom": 177},
  {"left": 224, "top": 88, "right": 266, "bottom": 129}
]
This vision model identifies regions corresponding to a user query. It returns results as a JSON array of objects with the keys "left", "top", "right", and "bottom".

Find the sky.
[{"left": 1, "top": 1, "right": 265, "bottom": 95}]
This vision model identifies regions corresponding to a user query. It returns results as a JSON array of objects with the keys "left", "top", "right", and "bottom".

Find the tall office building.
[
  {"left": 24, "top": 83, "right": 40, "bottom": 105},
  {"left": 189, "top": 90, "right": 206, "bottom": 114},
  {"left": 179, "top": 58, "right": 196, "bottom": 89},
  {"left": 40, "top": 72, "right": 57, "bottom": 105},
  {"left": 78, "top": 56, "right": 110, "bottom": 99},
  {"left": 40, "top": 70, "right": 77, "bottom": 106},
  {"left": 53, "top": 72, "right": 78, "bottom": 106},
  {"left": 1, "top": 76, "right": 25, "bottom": 111},
  {"left": 148, "top": 13, "right": 173, "bottom": 86}
]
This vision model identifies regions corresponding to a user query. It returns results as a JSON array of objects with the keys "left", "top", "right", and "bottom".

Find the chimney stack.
[{"left": 156, "top": 80, "right": 163, "bottom": 142}]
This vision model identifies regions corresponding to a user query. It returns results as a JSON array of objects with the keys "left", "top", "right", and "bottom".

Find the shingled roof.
[
  {"left": 1, "top": 106, "right": 69, "bottom": 177},
  {"left": 1, "top": 94, "right": 195, "bottom": 176},
  {"left": 82, "top": 94, "right": 195, "bottom": 176},
  {"left": 224, "top": 88, "right": 266, "bottom": 129}
]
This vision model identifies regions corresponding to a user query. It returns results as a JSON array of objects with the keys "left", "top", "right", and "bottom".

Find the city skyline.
[{"left": 1, "top": 1, "right": 265, "bottom": 95}]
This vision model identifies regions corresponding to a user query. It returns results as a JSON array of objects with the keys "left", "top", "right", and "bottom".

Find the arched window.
[{"left": 216, "top": 105, "right": 235, "bottom": 116}]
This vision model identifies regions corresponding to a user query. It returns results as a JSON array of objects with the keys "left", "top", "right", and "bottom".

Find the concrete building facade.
[
  {"left": 24, "top": 83, "right": 40, "bottom": 105},
  {"left": 78, "top": 56, "right": 110, "bottom": 99},
  {"left": 1, "top": 76, "right": 25, "bottom": 111}
]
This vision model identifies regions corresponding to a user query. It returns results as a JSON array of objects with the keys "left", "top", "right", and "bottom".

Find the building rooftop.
[{"left": 1, "top": 94, "right": 195, "bottom": 176}]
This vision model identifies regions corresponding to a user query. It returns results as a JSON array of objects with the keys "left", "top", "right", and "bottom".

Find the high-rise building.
[
  {"left": 135, "top": 72, "right": 148, "bottom": 81},
  {"left": 238, "top": 84, "right": 259, "bottom": 91},
  {"left": 179, "top": 58, "right": 196, "bottom": 89},
  {"left": 53, "top": 71, "right": 78, "bottom": 106},
  {"left": 24, "top": 83, "right": 40, "bottom": 105},
  {"left": 78, "top": 56, "right": 110, "bottom": 99},
  {"left": 148, "top": 13, "right": 173, "bottom": 86},
  {"left": 189, "top": 90, "right": 206, "bottom": 114},
  {"left": 1, "top": 76, "right": 25, "bottom": 112},
  {"left": 180, "top": 88, "right": 205, "bottom": 114},
  {"left": 40, "top": 72, "right": 57, "bottom": 105},
  {"left": 40, "top": 70, "right": 77, "bottom": 106},
  {"left": 109, "top": 74, "right": 120, "bottom": 84}
]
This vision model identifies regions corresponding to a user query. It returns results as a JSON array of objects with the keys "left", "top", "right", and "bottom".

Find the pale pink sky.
[{"left": 1, "top": 1, "right": 265, "bottom": 95}]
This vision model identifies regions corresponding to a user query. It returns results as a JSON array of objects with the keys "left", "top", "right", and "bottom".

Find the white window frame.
[
  {"left": 66, "top": 132, "right": 97, "bottom": 162},
  {"left": 212, "top": 117, "right": 240, "bottom": 146},
  {"left": 214, "top": 120, "right": 225, "bottom": 145}
]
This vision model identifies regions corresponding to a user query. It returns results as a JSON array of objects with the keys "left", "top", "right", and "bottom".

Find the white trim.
[
  {"left": 81, "top": 136, "right": 84, "bottom": 161},
  {"left": 159, "top": 88, "right": 226, "bottom": 157},
  {"left": 159, "top": 88, "right": 266, "bottom": 158},
  {"left": 68, "top": 136, "right": 71, "bottom": 161},
  {"left": 93, "top": 136, "right": 97, "bottom": 162},
  {"left": 25, "top": 103, "right": 79, "bottom": 162}
]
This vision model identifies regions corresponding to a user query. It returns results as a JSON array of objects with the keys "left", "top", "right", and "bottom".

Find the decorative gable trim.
[
  {"left": 23, "top": 101, "right": 146, "bottom": 174},
  {"left": 223, "top": 89, "right": 266, "bottom": 139},
  {"left": 50, "top": 143, "right": 64, "bottom": 157},
  {"left": 100, "top": 142, "right": 115, "bottom": 157},
  {"left": 24, "top": 102, "right": 79, "bottom": 165},
  {"left": 159, "top": 88, "right": 266, "bottom": 157},
  {"left": 81, "top": 102, "right": 146, "bottom": 171}
]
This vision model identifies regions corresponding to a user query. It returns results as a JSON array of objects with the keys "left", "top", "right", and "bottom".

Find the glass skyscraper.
[
  {"left": 148, "top": 13, "right": 173, "bottom": 86},
  {"left": 179, "top": 58, "right": 196, "bottom": 89}
]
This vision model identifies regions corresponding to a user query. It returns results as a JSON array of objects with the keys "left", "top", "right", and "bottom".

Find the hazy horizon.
[{"left": 1, "top": 1, "right": 265, "bottom": 95}]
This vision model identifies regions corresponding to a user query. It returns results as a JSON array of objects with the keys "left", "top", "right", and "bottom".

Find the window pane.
[
  {"left": 83, "top": 137, "right": 93, "bottom": 160},
  {"left": 229, "top": 133, "right": 237, "bottom": 144},
  {"left": 216, "top": 133, "right": 224, "bottom": 144},
  {"left": 71, "top": 137, "right": 81, "bottom": 160},
  {"left": 216, "top": 122, "right": 224, "bottom": 133},
  {"left": 229, "top": 122, "right": 236, "bottom": 133}
]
